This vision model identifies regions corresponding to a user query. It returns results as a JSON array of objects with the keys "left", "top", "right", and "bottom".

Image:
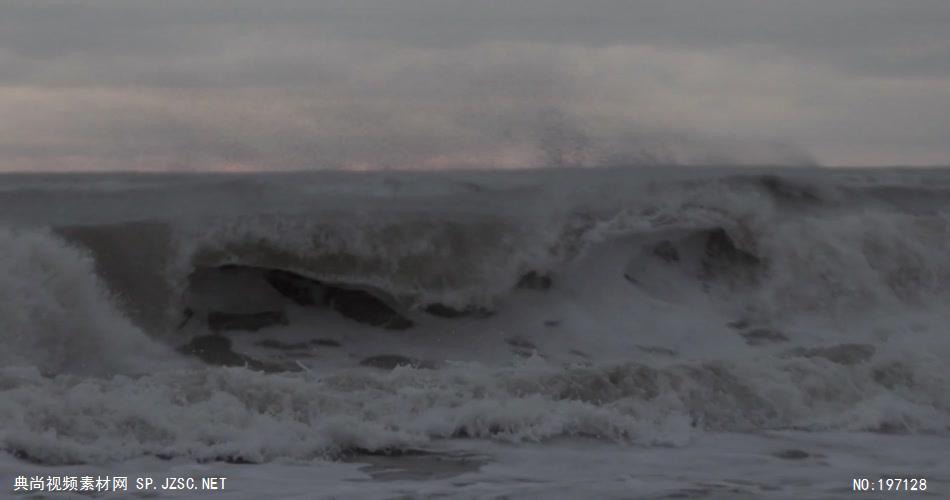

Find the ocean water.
[{"left": 1, "top": 166, "right": 948, "bottom": 499}]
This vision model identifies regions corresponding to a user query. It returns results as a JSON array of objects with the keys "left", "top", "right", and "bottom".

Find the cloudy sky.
[{"left": 1, "top": 0, "right": 949, "bottom": 171}]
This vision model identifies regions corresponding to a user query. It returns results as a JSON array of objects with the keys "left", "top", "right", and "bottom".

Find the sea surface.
[{"left": 1, "top": 166, "right": 948, "bottom": 498}]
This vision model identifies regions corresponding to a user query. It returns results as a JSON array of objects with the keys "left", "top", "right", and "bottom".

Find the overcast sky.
[{"left": 1, "top": 0, "right": 948, "bottom": 171}]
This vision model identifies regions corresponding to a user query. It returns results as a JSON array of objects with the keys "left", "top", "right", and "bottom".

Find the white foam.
[{"left": 0, "top": 228, "right": 179, "bottom": 376}]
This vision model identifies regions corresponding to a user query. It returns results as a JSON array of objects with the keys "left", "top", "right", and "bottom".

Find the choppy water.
[{"left": 2, "top": 167, "right": 948, "bottom": 498}]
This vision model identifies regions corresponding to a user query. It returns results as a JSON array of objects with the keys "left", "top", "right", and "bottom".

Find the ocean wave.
[
  {"left": 0, "top": 228, "right": 178, "bottom": 376},
  {"left": 2, "top": 351, "right": 947, "bottom": 464},
  {"left": 2, "top": 168, "right": 950, "bottom": 464}
]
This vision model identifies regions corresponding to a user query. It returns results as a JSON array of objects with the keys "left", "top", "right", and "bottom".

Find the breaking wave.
[{"left": 1, "top": 168, "right": 949, "bottom": 463}]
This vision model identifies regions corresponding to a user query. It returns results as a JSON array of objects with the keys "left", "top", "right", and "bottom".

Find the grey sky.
[{"left": 1, "top": 0, "right": 948, "bottom": 170}]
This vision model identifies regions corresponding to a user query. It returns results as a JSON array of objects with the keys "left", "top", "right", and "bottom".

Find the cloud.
[{"left": 0, "top": 0, "right": 947, "bottom": 170}]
